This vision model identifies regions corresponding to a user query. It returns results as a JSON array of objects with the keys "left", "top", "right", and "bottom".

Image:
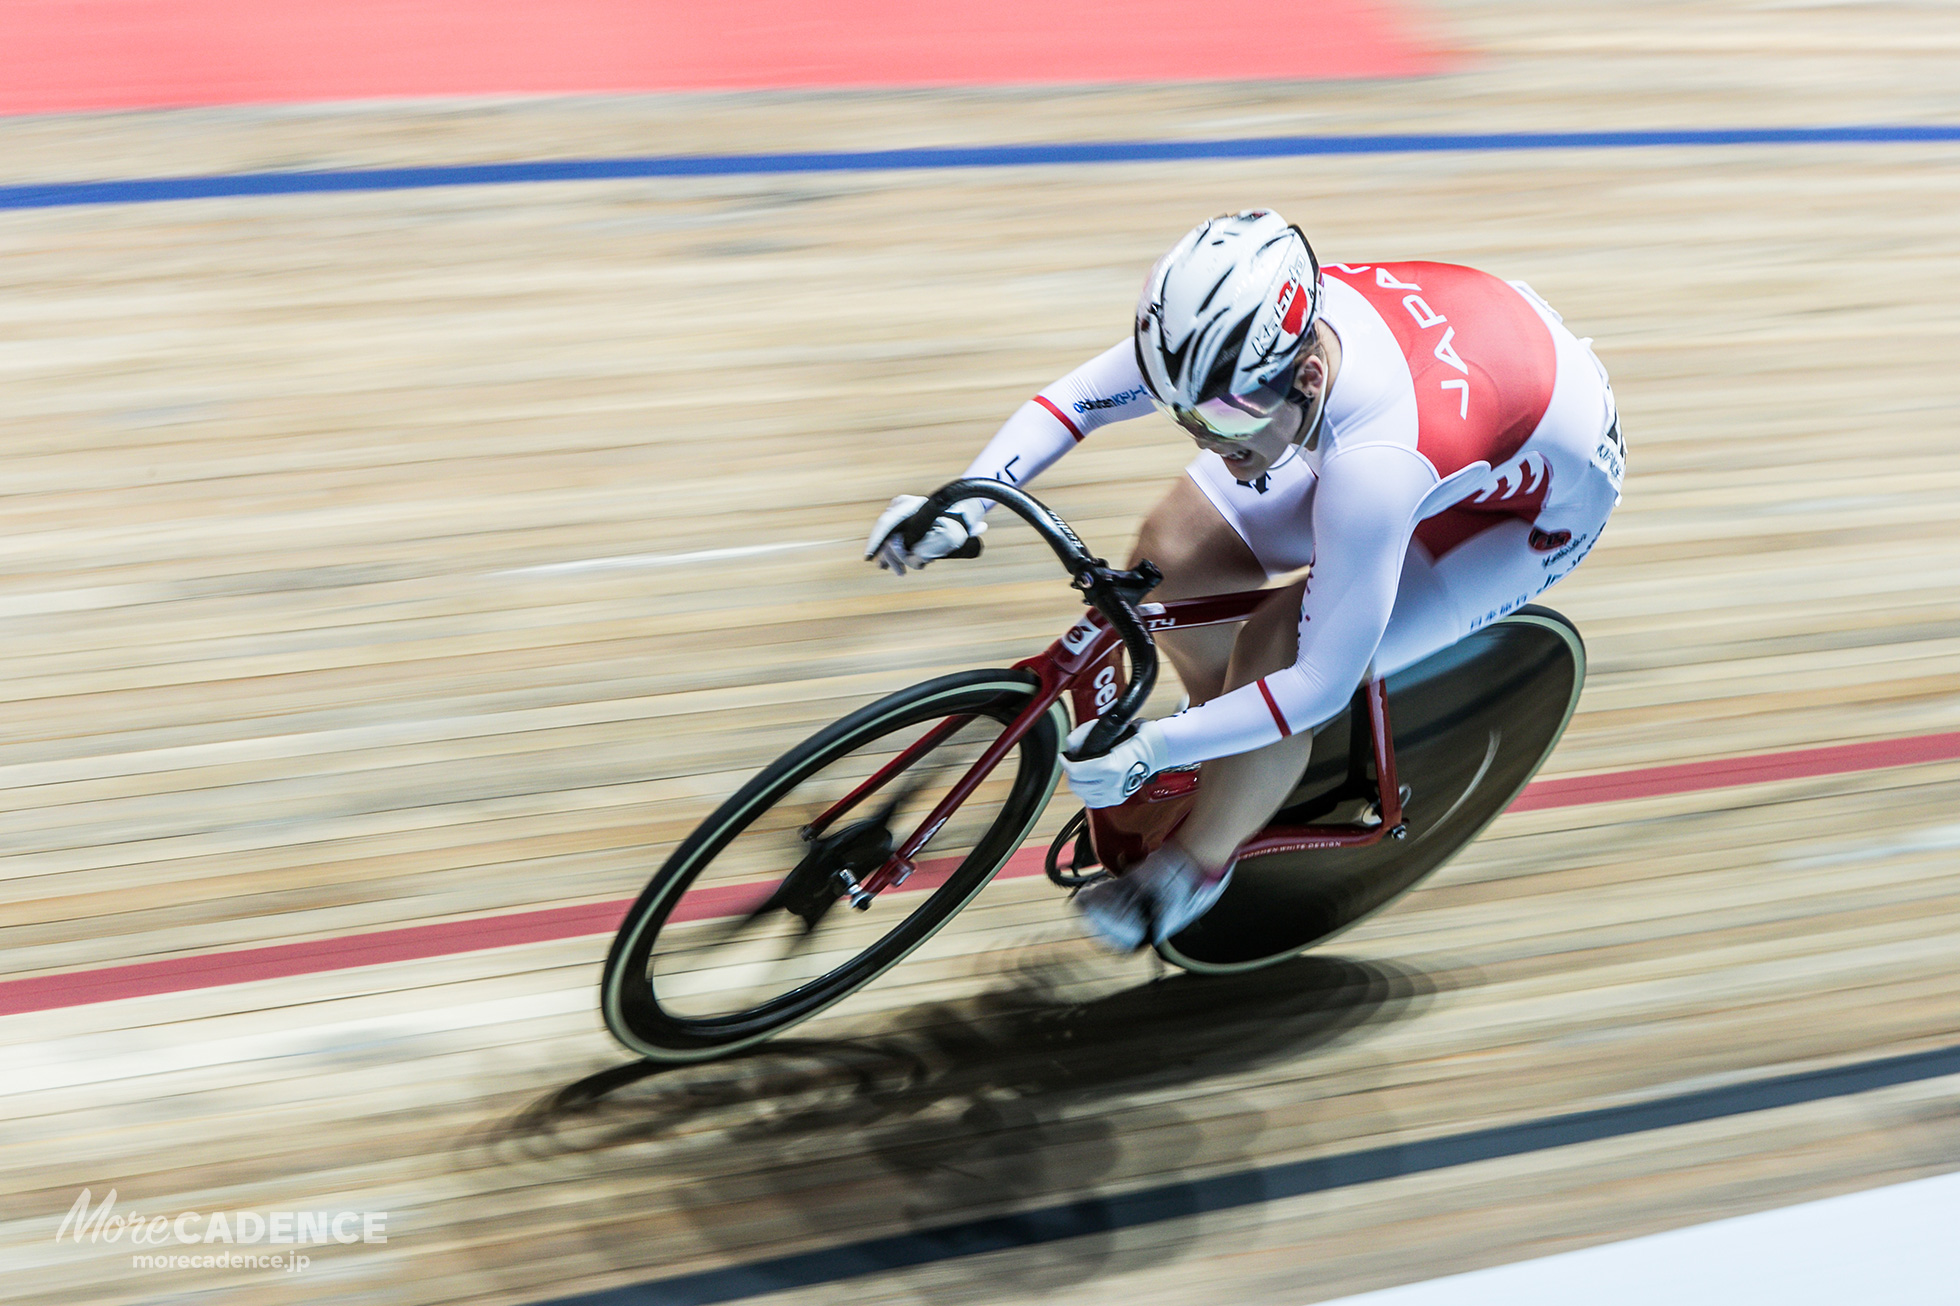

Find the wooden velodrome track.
[{"left": 5, "top": 1, "right": 1960, "bottom": 1302}]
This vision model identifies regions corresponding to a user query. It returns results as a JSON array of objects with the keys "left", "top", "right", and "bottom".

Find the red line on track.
[
  {"left": 5, "top": 729, "right": 1958, "bottom": 1019},
  {"left": 1507, "top": 730, "right": 1960, "bottom": 811}
]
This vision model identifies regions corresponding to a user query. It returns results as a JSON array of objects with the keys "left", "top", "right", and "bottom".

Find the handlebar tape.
[
  {"left": 895, "top": 500, "right": 952, "bottom": 552},
  {"left": 892, "top": 501, "right": 985, "bottom": 561}
]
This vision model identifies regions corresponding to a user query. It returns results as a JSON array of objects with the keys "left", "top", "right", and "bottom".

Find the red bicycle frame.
[{"left": 833, "top": 589, "right": 1405, "bottom": 906}]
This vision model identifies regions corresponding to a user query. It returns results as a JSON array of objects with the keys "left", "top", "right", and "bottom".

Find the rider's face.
[
  {"left": 1187, "top": 344, "right": 1326, "bottom": 480},
  {"left": 1190, "top": 411, "right": 1299, "bottom": 480}
]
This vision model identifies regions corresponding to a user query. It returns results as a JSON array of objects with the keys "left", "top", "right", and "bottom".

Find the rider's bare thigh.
[
  {"left": 1129, "top": 473, "right": 1267, "bottom": 598},
  {"left": 1222, "top": 577, "right": 1310, "bottom": 694},
  {"left": 1130, "top": 475, "right": 1269, "bottom": 706}
]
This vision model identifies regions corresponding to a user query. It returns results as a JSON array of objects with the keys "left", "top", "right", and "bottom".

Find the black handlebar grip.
[
  {"left": 893, "top": 501, "right": 985, "bottom": 562},
  {"left": 895, "top": 500, "right": 946, "bottom": 552},
  {"left": 894, "top": 500, "right": 985, "bottom": 562},
  {"left": 1063, "top": 717, "right": 1134, "bottom": 764}
]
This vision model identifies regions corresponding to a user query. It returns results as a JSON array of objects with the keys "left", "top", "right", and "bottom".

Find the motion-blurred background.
[{"left": 3, "top": 1, "right": 1959, "bottom": 1303}]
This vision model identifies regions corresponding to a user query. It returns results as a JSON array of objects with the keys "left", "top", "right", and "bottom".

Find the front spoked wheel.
[{"left": 602, "top": 670, "right": 1066, "bottom": 1062}]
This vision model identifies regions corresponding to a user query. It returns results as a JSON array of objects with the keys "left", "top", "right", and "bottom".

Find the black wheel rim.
[{"left": 603, "top": 672, "right": 1061, "bottom": 1058}]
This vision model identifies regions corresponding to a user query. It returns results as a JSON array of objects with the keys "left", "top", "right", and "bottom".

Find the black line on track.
[
  {"left": 6, "top": 126, "right": 1960, "bottom": 212},
  {"left": 542, "top": 1040, "right": 1960, "bottom": 1305}
]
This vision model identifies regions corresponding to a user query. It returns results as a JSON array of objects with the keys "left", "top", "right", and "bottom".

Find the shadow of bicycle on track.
[{"left": 494, "top": 949, "right": 1438, "bottom": 1300}]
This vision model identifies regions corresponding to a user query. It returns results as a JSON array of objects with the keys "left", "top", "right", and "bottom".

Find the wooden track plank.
[{"left": 6, "top": 5, "right": 1960, "bottom": 1301}]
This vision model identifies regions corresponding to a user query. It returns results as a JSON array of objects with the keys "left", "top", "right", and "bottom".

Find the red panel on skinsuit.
[
  {"left": 1, "top": 0, "right": 1453, "bottom": 115},
  {"left": 1324, "top": 262, "right": 1557, "bottom": 479}
]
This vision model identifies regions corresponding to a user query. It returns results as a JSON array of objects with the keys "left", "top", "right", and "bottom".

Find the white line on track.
[
  {"left": 1780, "top": 821, "right": 1960, "bottom": 869},
  {"left": 493, "top": 539, "right": 839, "bottom": 577},
  {"left": 1319, "top": 1168, "right": 1960, "bottom": 1306},
  {"left": 7, "top": 988, "right": 591, "bottom": 1096},
  {"left": 0, "top": 539, "right": 844, "bottom": 616}
]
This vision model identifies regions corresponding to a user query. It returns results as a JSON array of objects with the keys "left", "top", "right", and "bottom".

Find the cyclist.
[{"left": 866, "top": 210, "right": 1623, "bottom": 952}]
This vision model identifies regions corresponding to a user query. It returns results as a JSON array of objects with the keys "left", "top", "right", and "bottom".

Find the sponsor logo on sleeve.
[{"left": 1072, "top": 386, "right": 1149, "bottom": 415}]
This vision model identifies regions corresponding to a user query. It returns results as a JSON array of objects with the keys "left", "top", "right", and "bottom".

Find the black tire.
[
  {"left": 1158, "top": 606, "right": 1586, "bottom": 973},
  {"left": 602, "top": 669, "right": 1066, "bottom": 1062}
]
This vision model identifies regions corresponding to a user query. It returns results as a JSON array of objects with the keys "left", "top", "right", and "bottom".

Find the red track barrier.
[{"left": 2, "top": 0, "right": 1447, "bottom": 116}]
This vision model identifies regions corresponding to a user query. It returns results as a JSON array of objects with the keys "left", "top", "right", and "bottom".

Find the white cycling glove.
[
  {"left": 864, "top": 495, "right": 988, "bottom": 575},
  {"left": 1061, "top": 718, "right": 1170, "bottom": 809}
]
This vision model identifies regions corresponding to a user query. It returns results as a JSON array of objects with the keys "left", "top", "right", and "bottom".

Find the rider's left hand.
[
  {"left": 864, "top": 495, "right": 988, "bottom": 575},
  {"left": 1062, "top": 718, "right": 1170, "bottom": 808}
]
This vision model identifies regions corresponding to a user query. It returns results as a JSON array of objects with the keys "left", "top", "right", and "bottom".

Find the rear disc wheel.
[{"left": 1158, "top": 607, "right": 1586, "bottom": 973}]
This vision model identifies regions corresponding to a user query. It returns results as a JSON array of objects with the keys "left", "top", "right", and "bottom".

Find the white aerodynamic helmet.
[{"left": 1134, "top": 210, "right": 1322, "bottom": 439}]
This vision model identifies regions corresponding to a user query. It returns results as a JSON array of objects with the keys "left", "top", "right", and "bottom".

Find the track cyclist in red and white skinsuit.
[{"left": 866, "top": 210, "right": 1625, "bottom": 952}]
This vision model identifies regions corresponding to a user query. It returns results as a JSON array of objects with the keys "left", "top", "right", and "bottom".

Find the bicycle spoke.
[
  {"left": 646, "top": 709, "right": 1018, "bottom": 1021},
  {"left": 602, "top": 668, "right": 1065, "bottom": 1061}
]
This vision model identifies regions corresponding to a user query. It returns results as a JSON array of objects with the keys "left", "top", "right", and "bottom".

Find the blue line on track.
[
  {"left": 544, "top": 1039, "right": 1960, "bottom": 1305},
  {"left": 4, "top": 124, "right": 1959, "bottom": 212}
]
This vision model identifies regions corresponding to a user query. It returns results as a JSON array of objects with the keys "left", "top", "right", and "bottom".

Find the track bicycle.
[{"left": 602, "top": 480, "right": 1585, "bottom": 1062}]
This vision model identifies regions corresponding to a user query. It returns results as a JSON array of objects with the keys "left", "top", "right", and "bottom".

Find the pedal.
[{"left": 1044, "top": 809, "right": 1107, "bottom": 889}]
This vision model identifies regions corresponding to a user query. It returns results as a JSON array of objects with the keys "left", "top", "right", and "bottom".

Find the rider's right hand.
[{"left": 864, "top": 495, "right": 987, "bottom": 575}]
